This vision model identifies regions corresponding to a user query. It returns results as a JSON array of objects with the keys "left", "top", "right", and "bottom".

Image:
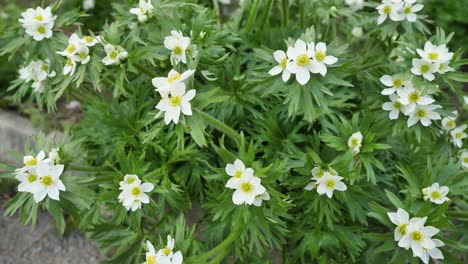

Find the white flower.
[
  {"left": 82, "top": 35, "right": 99, "bottom": 47},
  {"left": 460, "top": 151, "right": 468, "bottom": 169},
  {"left": 315, "top": 174, "right": 347, "bottom": 198},
  {"left": 398, "top": 87, "right": 435, "bottom": 115},
  {"left": 15, "top": 171, "right": 40, "bottom": 194},
  {"left": 72, "top": 45, "right": 91, "bottom": 64},
  {"left": 15, "top": 150, "right": 49, "bottom": 174},
  {"left": 63, "top": 57, "right": 77, "bottom": 76},
  {"left": 348, "top": 131, "right": 363, "bottom": 154},
  {"left": 48, "top": 148, "right": 60, "bottom": 165},
  {"left": 57, "top": 33, "right": 83, "bottom": 57},
  {"left": 164, "top": 30, "right": 191, "bottom": 65},
  {"left": 118, "top": 176, "right": 154, "bottom": 211},
  {"left": 382, "top": 94, "right": 404, "bottom": 120},
  {"left": 305, "top": 167, "right": 339, "bottom": 190},
  {"left": 379, "top": 75, "right": 409, "bottom": 95},
  {"left": 308, "top": 42, "right": 338, "bottom": 77},
  {"left": 411, "top": 59, "right": 437, "bottom": 81},
  {"left": 102, "top": 44, "right": 128, "bottom": 65},
  {"left": 129, "top": 0, "right": 154, "bottom": 23},
  {"left": 19, "top": 6, "right": 56, "bottom": 41},
  {"left": 157, "top": 235, "right": 175, "bottom": 258},
  {"left": 407, "top": 104, "right": 441, "bottom": 127},
  {"left": 144, "top": 240, "right": 171, "bottom": 264},
  {"left": 219, "top": 0, "right": 231, "bottom": 4},
  {"left": 376, "top": 0, "right": 404, "bottom": 25},
  {"left": 119, "top": 174, "right": 142, "bottom": 189},
  {"left": 436, "top": 62, "right": 453, "bottom": 74},
  {"left": 351, "top": 27, "right": 363, "bottom": 38},
  {"left": 422, "top": 183, "right": 449, "bottom": 204},
  {"left": 416, "top": 41, "right": 453, "bottom": 64},
  {"left": 152, "top": 69, "right": 195, "bottom": 93},
  {"left": 399, "top": 0, "right": 424, "bottom": 22},
  {"left": 155, "top": 85, "right": 196, "bottom": 125},
  {"left": 286, "top": 39, "right": 314, "bottom": 85},
  {"left": 345, "top": 0, "right": 365, "bottom": 11},
  {"left": 268, "top": 50, "right": 291, "bottom": 82},
  {"left": 252, "top": 191, "right": 270, "bottom": 207},
  {"left": 387, "top": 208, "right": 411, "bottom": 241},
  {"left": 83, "top": 0, "right": 95, "bottom": 10},
  {"left": 419, "top": 238, "right": 444, "bottom": 264},
  {"left": 441, "top": 115, "right": 457, "bottom": 131},
  {"left": 231, "top": 175, "right": 266, "bottom": 205},
  {"left": 18, "top": 59, "right": 56, "bottom": 92},
  {"left": 187, "top": 44, "right": 198, "bottom": 59},
  {"left": 32, "top": 162, "right": 66, "bottom": 202},
  {"left": 450, "top": 125, "right": 467, "bottom": 148},
  {"left": 225, "top": 159, "right": 255, "bottom": 189},
  {"left": 398, "top": 217, "right": 439, "bottom": 258}
]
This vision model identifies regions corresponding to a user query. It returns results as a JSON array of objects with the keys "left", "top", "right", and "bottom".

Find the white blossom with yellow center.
[
  {"left": 18, "top": 59, "right": 56, "bottom": 93},
  {"left": 155, "top": 85, "right": 196, "bottom": 125},
  {"left": 407, "top": 104, "right": 441, "bottom": 127},
  {"left": 411, "top": 59, "right": 437, "bottom": 81},
  {"left": 382, "top": 94, "right": 404, "bottom": 120},
  {"left": 102, "top": 44, "right": 128, "bottom": 65},
  {"left": 129, "top": 0, "right": 154, "bottom": 23},
  {"left": 460, "top": 151, "right": 468, "bottom": 169},
  {"left": 231, "top": 174, "right": 266, "bottom": 206},
  {"left": 308, "top": 42, "right": 338, "bottom": 77},
  {"left": 268, "top": 50, "right": 292, "bottom": 82},
  {"left": 422, "top": 183, "right": 449, "bottom": 204},
  {"left": 225, "top": 159, "right": 253, "bottom": 189},
  {"left": 118, "top": 175, "right": 154, "bottom": 211},
  {"left": 30, "top": 163, "right": 66, "bottom": 202},
  {"left": 285, "top": 39, "right": 315, "bottom": 85},
  {"left": 315, "top": 174, "right": 347, "bottom": 198},
  {"left": 450, "top": 125, "right": 467, "bottom": 148},
  {"left": 416, "top": 41, "right": 453, "bottom": 65},
  {"left": 441, "top": 114, "right": 457, "bottom": 131},
  {"left": 379, "top": 75, "right": 409, "bottom": 96},
  {"left": 144, "top": 240, "right": 172, "bottom": 264},
  {"left": 164, "top": 30, "right": 191, "bottom": 65},
  {"left": 348, "top": 131, "right": 363, "bottom": 154},
  {"left": 19, "top": 6, "right": 56, "bottom": 41},
  {"left": 152, "top": 69, "right": 195, "bottom": 93},
  {"left": 399, "top": 0, "right": 424, "bottom": 22},
  {"left": 398, "top": 87, "right": 435, "bottom": 115},
  {"left": 376, "top": 0, "right": 404, "bottom": 25},
  {"left": 398, "top": 217, "right": 439, "bottom": 258}
]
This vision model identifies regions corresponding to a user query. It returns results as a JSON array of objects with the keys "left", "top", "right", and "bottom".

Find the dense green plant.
[{"left": 1, "top": 0, "right": 467, "bottom": 263}]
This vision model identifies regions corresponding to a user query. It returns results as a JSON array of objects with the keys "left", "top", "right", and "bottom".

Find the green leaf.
[{"left": 46, "top": 200, "right": 66, "bottom": 235}]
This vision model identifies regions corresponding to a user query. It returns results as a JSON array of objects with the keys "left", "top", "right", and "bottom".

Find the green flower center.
[
  {"left": 408, "top": 92, "right": 420, "bottom": 103},
  {"left": 66, "top": 44, "right": 76, "bottom": 53},
  {"left": 393, "top": 101, "right": 402, "bottom": 109},
  {"left": 325, "top": 179, "right": 335, "bottom": 188},
  {"left": 163, "top": 246, "right": 171, "bottom": 256},
  {"left": 420, "top": 64, "right": 430, "bottom": 73},
  {"left": 296, "top": 54, "right": 310, "bottom": 67},
  {"left": 37, "top": 26, "right": 46, "bottom": 34},
  {"left": 66, "top": 57, "right": 73, "bottom": 66},
  {"left": 430, "top": 191, "right": 441, "bottom": 199},
  {"left": 34, "top": 14, "right": 43, "bottom": 21},
  {"left": 169, "top": 95, "right": 182, "bottom": 107},
  {"left": 240, "top": 182, "right": 253, "bottom": 193},
  {"left": 316, "top": 170, "right": 324, "bottom": 178},
  {"left": 79, "top": 52, "right": 87, "bottom": 59},
  {"left": 84, "top": 36, "right": 94, "bottom": 43},
  {"left": 168, "top": 73, "right": 181, "bottom": 84},
  {"left": 393, "top": 79, "right": 403, "bottom": 87},
  {"left": 24, "top": 158, "right": 37, "bottom": 166},
  {"left": 131, "top": 186, "right": 141, "bottom": 196},
  {"left": 127, "top": 177, "right": 135, "bottom": 184},
  {"left": 351, "top": 138, "right": 359, "bottom": 147},
  {"left": 455, "top": 132, "right": 463, "bottom": 139},
  {"left": 27, "top": 174, "right": 37, "bottom": 183},
  {"left": 41, "top": 175, "right": 53, "bottom": 186},
  {"left": 446, "top": 120, "right": 455, "bottom": 128},
  {"left": 41, "top": 65, "right": 49, "bottom": 71},
  {"left": 383, "top": 5, "right": 391, "bottom": 14},
  {"left": 428, "top": 52, "right": 439, "bottom": 60},
  {"left": 234, "top": 170, "right": 242, "bottom": 178},
  {"left": 416, "top": 109, "right": 427, "bottom": 118},
  {"left": 463, "top": 157, "right": 468, "bottom": 163},
  {"left": 398, "top": 223, "right": 408, "bottom": 235},
  {"left": 110, "top": 50, "right": 119, "bottom": 59},
  {"left": 173, "top": 46, "right": 183, "bottom": 55},
  {"left": 315, "top": 51, "right": 326, "bottom": 62},
  {"left": 411, "top": 231, "right": 423, "bottom": 242},
  {"left": 279, "top": 57, "right": 288, "bottom": 68},
  {"left": 404, "top": 6, "right": 412, "bottom": 14}
]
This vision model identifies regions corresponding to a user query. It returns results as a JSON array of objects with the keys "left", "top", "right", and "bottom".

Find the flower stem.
[
  {"left": 67, "top": 164, "right": 111, "bottom": 172},
  {"left": 133, "top": 63, "right": 155, "bottom": 78},
  {"left": 282, "top": 0, "right": 289, "bottom": 27},
  {"left": 194, "top": 109, "right": 241, "bottom": 141},
  {"left": 245, "top": 0, "right": 261, "bottom": 33},
  {"left": 193, "top": 229, "right": 240, "bottom": 262}
]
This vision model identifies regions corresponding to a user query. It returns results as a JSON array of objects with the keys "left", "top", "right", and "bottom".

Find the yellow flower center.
[
  {"left": 66, "top": 44, "right": 76, "bottom": 53},
  {"left": 408, "top": 92, "right": 420, "bottom": 103},
  {"left": 430, "top": 191, "right": 441, "bottom": 199},
  {"left": 325, "top": 179, "right": 335, "bottom": 188},
  {"left": 416, "top": 109, "right": 427, "bottom": 118},
  {"left": 110, "top": 50, "right": 119, "bottom": 59},
  {"left": 66, "top": 57, "right": 73, "bottom": 66},
  {"left": 315, "top": 51, "right": 326, "bottom": 62},
  {"left": 84, "top": 36, "right": 94, "bottom": 43},
  {"left": 163, "top": 246, "right": 171, "bottom": 256},
  {"left": 37, "top": 25, "right": 46, "bottom": 34},
  {"left": 127, "top": 177, "right": 136, "bottom": 184},
  {"left": 240, "top": 182, "right": 253, "bottom": 193},
  {"left": 296, "top": 54, "right": 310, "bottom": 67},
  {"left": 455, "top": 132, "right": 463, "bottom": 139},
  {"left": 393, "top": 101, "right": 402, "bottom": 109},
  {"left": 169, "top": 95, "right": 182, "bottom": 107},
  {"left": 41, "top": 175, "right": 53, "bottom": 186},
  {"left": 173, "top": 46, "right": 183, "bottom": 55},
  {"left": 234, "top": 170, "right": 242, "bottom": 178},
  {"left": 146, "top": 255, "right": 155, "bottom": 264},
  {"left": 351, "top": 138, "right": 359, "bottom": 147},
  {"left": 168, "top": 73, "right": 181, "bottom": 84},
  {"left": 428, "top": 52, "right": 439, "bottom": 60},
  {"left": 383, "top": 5, "right": 391, "bottom": 14},
  {"left": 316, "top": 170, "right": 324, "bottom": 178},
  {"left": 140, "top": 7, "right": 145, "bottom": 14},
  {"left": 446, "top": 120, "right": 455, "bottom": 128},
  {"left": 411, "top": 231, "right": 423, "bottom": 242},
  {"left": 41, "top": 65, "right": 49, "bottom": 71},
  {"left": 27, "top": 174, "right": 37, "bottom": 183},
  {"left": 398, "top": 223, "right": 408, "bottom": 235},
  {"left": 79, "top": 52, "right": 87, "bottom": 59},
  {"left": 131, "top": 186, "right": 141, "bottom": 196},
  {"left": 463, "top": 157, "right": 468, "bottom": 163},
  {"left": 34, "top": 14, "right": 44, "bottom": 21},
  {"left": 404, "top": 6, "right": 412, "bottom": 14},
  {"left": 279, "top": 57, "right": 288, "bottom": 68},
  {"left": 420, "top": 64, "right": 430, "bottom": 73},
  {"left": 24, "top": 158, "right": 38, "bottom": 166},
  {"left": 393, "top": 79, "right": 403, "bottom": 87}
]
